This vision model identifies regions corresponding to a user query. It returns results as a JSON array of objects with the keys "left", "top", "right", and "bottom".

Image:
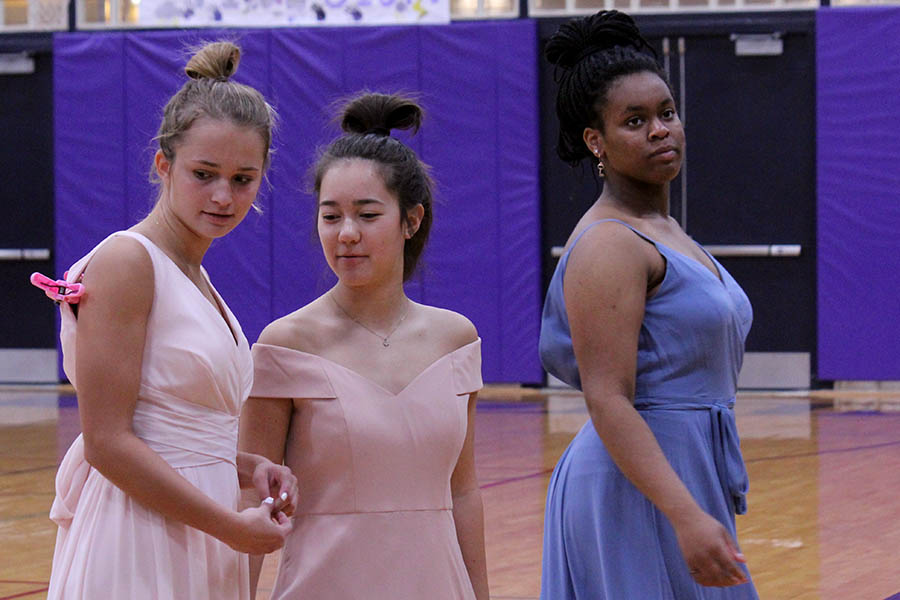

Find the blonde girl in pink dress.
[
  {"left": 47, "top": 42, "right": 298, "bottom": 600},
  {"left": 239, "top": 93, "right": 490, "bottom": 600}
]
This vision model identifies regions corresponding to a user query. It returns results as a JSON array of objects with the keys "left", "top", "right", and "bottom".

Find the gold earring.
[{"left": 592, "top": 148, "right": 604, "bottom": 178}]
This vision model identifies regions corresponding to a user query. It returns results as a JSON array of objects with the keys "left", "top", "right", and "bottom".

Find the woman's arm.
[
  {"left": 564, "top": 224, "right": 747, "bottom": 588},
  {"left": 238, "top": 394, "right": 294, "bottom": 598},
  {"left": 450, "top": 391, "right": 489, "bottom": 600},
  {"left": 75, "top": 237, "right": 290, "bottom": 555}
]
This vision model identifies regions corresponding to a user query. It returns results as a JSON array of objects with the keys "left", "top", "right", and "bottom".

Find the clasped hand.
[
  {"left": 252, "top": 459, "right": 299, "bottom": 517},
  {"left": 226, "top": 460, "right": 299, "bottom": 554}
]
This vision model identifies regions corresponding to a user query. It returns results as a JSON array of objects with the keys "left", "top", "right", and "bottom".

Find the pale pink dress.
[
  {"left": 48, "top": 231, "right": 253, "bottom": 600},
  {"left": 250, "top": 339, "right": 482, "bottom": 600}
]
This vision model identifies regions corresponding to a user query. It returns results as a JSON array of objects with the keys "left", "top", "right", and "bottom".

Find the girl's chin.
[{"left": 192, "top": 222, "right": 237, "bottom": 239}]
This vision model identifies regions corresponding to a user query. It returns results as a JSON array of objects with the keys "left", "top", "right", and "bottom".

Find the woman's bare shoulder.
[
  {"left": 256, "top": 297, "right": 335, "bottom": 354},
  {"left": 414, "top": 304, "right": 479, "bottom": 352},
  {"left": 82, "top": 235, "right": 153, "bottom": 279},
  {"left": 568, "top": 218, "right": 658, "bottom": 278},
  {"left": 78, "top": 235, "right": 154, "bottom": 314}
]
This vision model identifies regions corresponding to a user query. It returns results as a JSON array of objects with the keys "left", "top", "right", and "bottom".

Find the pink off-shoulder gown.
[
  {"left": 250, "top": 338, "right": 483, "bottom": 600},
  {"left": 47, "top": 231, "right": 253, "bottom": 600}
]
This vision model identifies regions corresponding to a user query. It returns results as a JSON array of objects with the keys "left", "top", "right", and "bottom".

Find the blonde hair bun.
[{"left": 185, "top": 41, "right": 241, "bottom": 81}]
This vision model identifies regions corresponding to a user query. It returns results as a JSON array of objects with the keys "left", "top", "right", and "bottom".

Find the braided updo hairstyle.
[
  {"left": 314, "top": 92, "right": 434, "bottom": 282},
  {"left": 546, "top": 10, "right": 667, "bottom": 167},
  {"left": 154, "top": 41, "right": 276, "bottom": 176}
]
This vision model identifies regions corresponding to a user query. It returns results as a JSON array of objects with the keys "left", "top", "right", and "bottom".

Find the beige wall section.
[
  {"left": 0, "top": 349, "right": 58, "bottom": 383},
  {"left": 737, "top": 352, "right": 810, "bottom": 390},
  {"left": 549, "top": 352, "right": 812, "bottom": 390}
]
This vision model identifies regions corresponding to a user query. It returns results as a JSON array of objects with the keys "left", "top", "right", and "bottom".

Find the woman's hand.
[
  {"left": 251, "top": 459, "right": 298, "bottom": 517},
  {"left": 674, "top": 510, "right": 748, "bottom": 587},
  {"left": 221, "top": 499, "right": 293, "bottom": 554}
]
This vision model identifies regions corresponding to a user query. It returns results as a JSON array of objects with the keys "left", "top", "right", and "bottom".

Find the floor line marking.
[
  {"left": 746, "top": 439, "right": 900, "bottom": 463},
  {"left": 0, "top": 587, "right": 50, "bottom": 600},
  {"left": 480, "top": 468, "right": 554, "bottom": 489},
  {"left": 0, "top": 465, "right": 57, "bottom": 477}
]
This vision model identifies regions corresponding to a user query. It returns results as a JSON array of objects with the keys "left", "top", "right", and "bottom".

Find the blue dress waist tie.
[{"left": 634, "top": 396, "right": 748, "bottom": 515}]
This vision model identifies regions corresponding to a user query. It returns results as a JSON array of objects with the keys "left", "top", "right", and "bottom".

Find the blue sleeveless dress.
[{"left": 539, "top": 219, "right": 759, "bottom": 599}]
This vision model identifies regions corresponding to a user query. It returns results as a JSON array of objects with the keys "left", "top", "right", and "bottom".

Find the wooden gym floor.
[{"left": 2, "top": 384, "right": 900, "bottom": 600}]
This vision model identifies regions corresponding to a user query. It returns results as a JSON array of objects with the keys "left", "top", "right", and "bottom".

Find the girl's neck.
[
  {"left": 598, "top": 175, "right": 671, "bottom": 218},
  {"left": 136, "top": 204, "right": 210, "bottom": 272},
  {"left": 329, "top": 279, "right": 410, "bottom": 328}
]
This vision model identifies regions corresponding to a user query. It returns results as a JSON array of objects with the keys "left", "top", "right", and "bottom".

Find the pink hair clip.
[{"left": 30, "top": 271, "right": 84, "bottom": 304}]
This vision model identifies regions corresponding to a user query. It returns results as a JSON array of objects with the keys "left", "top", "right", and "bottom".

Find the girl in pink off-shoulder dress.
[
  {"left": 47, "top": 42, "right": 297, "bottom": 600},
  {"left": 239, "top": 93, "right": 489, "bottom": 600}
]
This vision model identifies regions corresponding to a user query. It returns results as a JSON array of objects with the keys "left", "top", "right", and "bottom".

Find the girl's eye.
[
  {"left": 194, "top": 170, "right": 211, "bottom": 180},
  {"left": 233, "top": 175, "right": 254, "bottom": 185},
  {"left": 662, "top": 108, "right": 676, "bottom": 119},
  {"left": 626, "top": 117, "right": 644, "bottom": 127},
  {"left": 361, "top": 213, "right": 380, "bottom": 219},
  {"left": 321, "top": 214, "right": 339, "bottom": 222}
]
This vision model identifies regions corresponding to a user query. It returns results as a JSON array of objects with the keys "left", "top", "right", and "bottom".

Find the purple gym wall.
[
  {"left": 817, "top": 7, "right": 900, "bottom": 380},
  {"left": 53, "top": 23, "right": 542, "bottom": 384}
]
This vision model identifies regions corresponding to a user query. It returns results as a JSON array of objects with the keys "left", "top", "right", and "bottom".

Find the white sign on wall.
[{"left": 137, "top": 0, "right": 450, "bottom": 26}]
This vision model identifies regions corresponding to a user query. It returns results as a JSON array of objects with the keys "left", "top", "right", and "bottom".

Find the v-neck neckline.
[
  {"left": 655, "top": 239, "right": 724, "bottom": 285},
  {"left": 255, "top": 339, "right": 480, "bottom": 397},
  {"left": 125, "top": 231, "right": 241, "bottom": 347},
  {"left": 203, "top": 276, "right": 241, "bottom": 346}
]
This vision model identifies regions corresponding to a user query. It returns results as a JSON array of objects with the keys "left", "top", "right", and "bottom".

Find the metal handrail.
[
  {"left": 0, "top": 248, "right": 51, "bottom": 261},
  {"left": 550, "top": 244, "right": 801, "bottom": 259},
  {"left": 703, "top": 244, "right": 801, "bottom": 257}
]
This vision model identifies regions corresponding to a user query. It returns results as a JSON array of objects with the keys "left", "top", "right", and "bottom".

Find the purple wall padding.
[
  {"left": 53, "top": 22, "right": 542, "bottom": 383},
  {"left": 54, "top": 34, "right": 128, "bottom": 280},
  {"left": 817, "top": 7, "right": 900, "bottom": 380}
]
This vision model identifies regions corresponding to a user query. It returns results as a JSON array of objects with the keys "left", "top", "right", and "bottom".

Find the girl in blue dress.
[{"left": 539, "top": 11, "right": 759, "bottom": 599}]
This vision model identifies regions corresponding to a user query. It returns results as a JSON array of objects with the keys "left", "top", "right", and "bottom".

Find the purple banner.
[
  {"left": 817, "top": 7, "right": 900, "bottom": 380},
  {"left": 53, "top": 22, "right": 542, "bottom": 383}
]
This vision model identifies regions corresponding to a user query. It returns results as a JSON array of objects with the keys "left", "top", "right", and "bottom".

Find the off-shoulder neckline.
[{"left": 253, "top": 338, "right": 481, "bottom": 397}]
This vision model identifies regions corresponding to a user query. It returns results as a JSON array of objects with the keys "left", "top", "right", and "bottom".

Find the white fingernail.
[
  {"left": 281, "top": 492, "right": 288, "bottom": 501},
  {"left": 263, "top": 497, "right": 274, "bottom": 505}
]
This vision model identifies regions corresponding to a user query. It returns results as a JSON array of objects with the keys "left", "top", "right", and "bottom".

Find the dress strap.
[
  {"left": 58, "top": 231, "right": 157, "bottom": 329},
  {"left": 64, "top": 230, "right": 157, "bottom": 284},
  {"left": 112, "top": 230, "right": 158, "bottom": 254},
  {"left": 564, "top": 218, "right": 658, "bottom": 261}
]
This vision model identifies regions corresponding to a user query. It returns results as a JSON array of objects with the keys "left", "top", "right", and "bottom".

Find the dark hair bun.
[
  {"left": 340, "top": 93, "right": 423, "bottom": 137},
  {"left": 185, "top": 41, "right": 241, "bottom": 81},
  {"left": 545, "top": 10, "right": 650, "bottom": 69}
]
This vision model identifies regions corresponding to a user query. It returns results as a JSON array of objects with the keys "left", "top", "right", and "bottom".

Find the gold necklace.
[{"left": 329, "top": 293, "right": 410, "bottom": 347}]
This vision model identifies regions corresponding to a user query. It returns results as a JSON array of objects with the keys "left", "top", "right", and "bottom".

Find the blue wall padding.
[
  {"left": 53, "top": 22, "right": 542, "bottom": 383},
  {"left": 817, "top": 7, "right": 900, "bottom": 379}
]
